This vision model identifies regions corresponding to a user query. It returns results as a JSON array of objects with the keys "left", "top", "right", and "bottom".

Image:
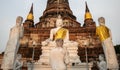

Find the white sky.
[{"left": 0, "top": 0, "right": 120, "bottom": 53}]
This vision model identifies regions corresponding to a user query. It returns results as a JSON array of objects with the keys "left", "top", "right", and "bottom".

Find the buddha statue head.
[
  {"left": 56, "top": 15, "right": 63, "bottom": 27},
  {"left": 55, "top": 38, "right": 64, "bottom": 47},
  {"left": 16, "top": 16, "right": 23, "bottom": 26},
  {"left": 99, "top": 54, "right": 105, "bottom": 61},
  {"left": 98, "top": 17, "right": 105, "bottom": 26},
  {"left": 16, "top": 54, "right": 22, "bottom": 60}
]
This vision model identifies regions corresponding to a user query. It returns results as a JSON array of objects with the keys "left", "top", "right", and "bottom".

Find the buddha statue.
[
  {"left": 50, "top": 15, "right": 69, "bottom": 41},
  {"left": 42, "top": 15, "right": 69, "bottom": 46},
  {"left": 39, "top": 15, "right": 80, "bottom": 65},
  {"left": 96, "top": 17, "right": 119, "bottom": 69}
]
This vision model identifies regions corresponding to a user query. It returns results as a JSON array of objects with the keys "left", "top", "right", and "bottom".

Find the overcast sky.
[{"left": 0, "top": 0, "right": 120, "bottom": 53}]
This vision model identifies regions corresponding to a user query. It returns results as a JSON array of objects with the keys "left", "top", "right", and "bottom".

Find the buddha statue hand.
[{"left": 42, "top": 38, "right": 51, "bottom": 46}]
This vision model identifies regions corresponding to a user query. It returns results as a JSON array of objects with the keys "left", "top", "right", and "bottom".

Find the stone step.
[{"left": 34, "top": 63, "right": 93, "bottom": 70}]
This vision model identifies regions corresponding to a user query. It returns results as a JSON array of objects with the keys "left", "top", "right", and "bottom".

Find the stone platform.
[
  {"left": 34, "top": 63, "right": 93, "bottom": 70},
  {"left": 38, "top": 41, "right": 81, "bottom": 65},
  {"left": 35, "top": 40, "right": 93, "bottom": 70}
]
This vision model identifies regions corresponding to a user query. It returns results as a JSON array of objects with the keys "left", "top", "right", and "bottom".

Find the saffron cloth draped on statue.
[{"left": 55, "top": 28, "right": 68, "bottom": 40}]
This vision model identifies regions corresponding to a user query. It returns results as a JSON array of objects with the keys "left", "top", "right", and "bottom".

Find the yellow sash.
[
  {"left": 55, "top": 28, "right": 67, "bottom": 40},
  {"left": 96, "top": 25, "right": 110, "bottom": 42}
]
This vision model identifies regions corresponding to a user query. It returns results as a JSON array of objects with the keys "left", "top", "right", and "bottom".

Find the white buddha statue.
[
  {"left": 50, "top": 15, "right": 69, "bottom": 41},
  {"left": 39, "top": 15, "right": 80, "bottom": 65},
  {"left": 1, "top": 16, "right": 24, "bottom": 70},
  {"left": 96, "top": 17, "right": 119, "bottom": 69},
  {"left": 97, "top": 54, "right": 107, "bottom": 70},
  {"left": 42, "top": 15, "right": 69, "bottom": 46}
]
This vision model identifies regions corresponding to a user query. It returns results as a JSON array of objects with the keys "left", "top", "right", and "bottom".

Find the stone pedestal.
[
  {"left": 37, "top": 41, "right": 81, "bottom": 65},
  {"left": 34, "top": 63, "right": 93, "bottom": 70},
  {"left": 34, "top": 41, "right": 88, "bottom": 70}
]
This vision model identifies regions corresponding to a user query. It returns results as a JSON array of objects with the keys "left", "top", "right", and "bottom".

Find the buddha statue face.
[
  {"left": 56, "top": 15, "right": 63, "bottom": 27},
  {"left": 56, "top": 19, "right": 63, "bottom": 27}
]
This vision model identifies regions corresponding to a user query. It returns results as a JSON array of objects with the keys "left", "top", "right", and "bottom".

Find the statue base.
[
  {"left": 38, "top": 41, "right": 81, "bottom": 65},
  {"left": 33, "top": 63, "right": 93, "bottom": 70},
  {"left": 34, "top": 41, "right": 85, "bottom": 70}
]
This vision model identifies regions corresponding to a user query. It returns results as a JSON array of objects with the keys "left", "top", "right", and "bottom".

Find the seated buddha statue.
[
  {"left": 40, "top": 15, "right": 80, "bottom": 65},
  {"left": 50, "top": 15, "right": 69, "bottom": 41},
  {"left": 42, "top": 15, "right": 69, "bottom": 46}
]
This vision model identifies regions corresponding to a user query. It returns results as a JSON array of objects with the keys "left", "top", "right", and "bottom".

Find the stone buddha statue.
[
  {"left": 97, "top": 54, "right": 107, "bottom": 70},
  {"left": 96, "top": 17, "right": 119, "bottom": 69},
  {"left": 39, "top": 15, "right": 81, "bottom": 65},
  {"left": 1, "top": 16, "right": 24, "bottom": 70},
  {"left": 50, "top": 15, "right": 69, "bottom": 41},
  {"left": 42, "top": 15, "right": 69, "bottom": 46}
]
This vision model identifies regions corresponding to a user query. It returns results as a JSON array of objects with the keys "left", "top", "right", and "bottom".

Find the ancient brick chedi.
[{"left": 19, "top": 0, "right": 103, "bottom": 62}]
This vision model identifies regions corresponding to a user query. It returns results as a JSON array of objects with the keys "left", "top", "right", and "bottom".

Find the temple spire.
[
  {"left": 84, "top": 2, "right": 92, "bottom": 20},
  {"left": 29, "top": 3, "right": 33, "bottom": 14},
  {"left": 27, "top": 3, "right": 34, "bottom": 21},
  {"left": 85, "top": 2, "right": 90, "bottom": 12}
]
